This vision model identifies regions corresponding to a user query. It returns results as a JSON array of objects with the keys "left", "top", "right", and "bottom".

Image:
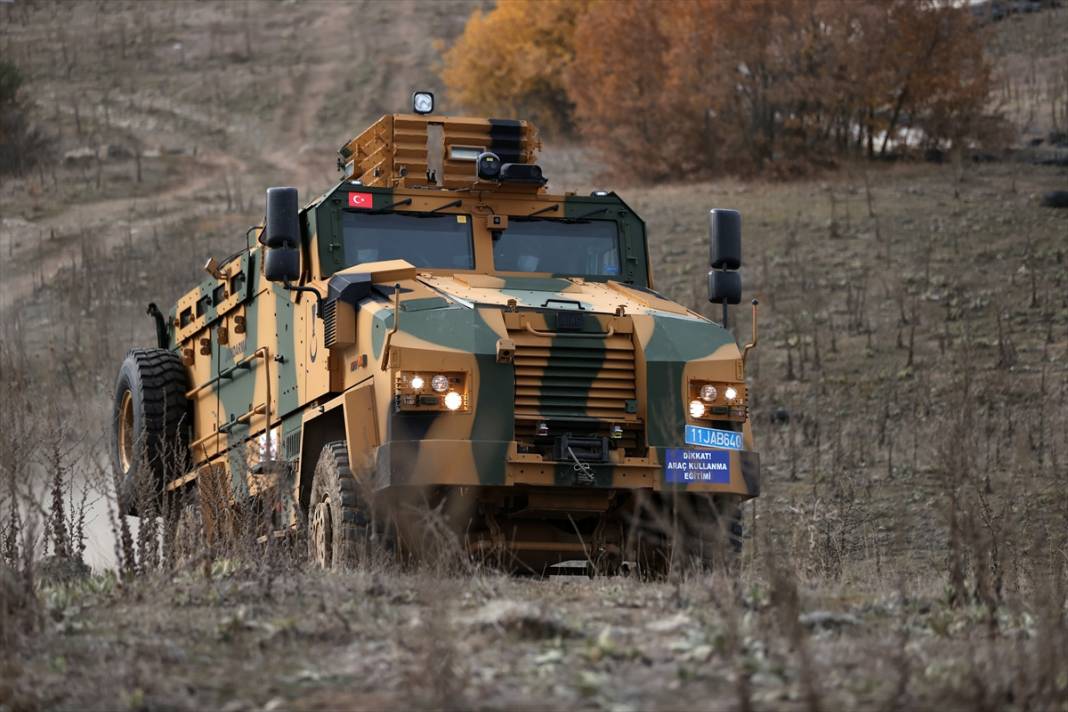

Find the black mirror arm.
[{"left": 283, "top": 280, "right": 325, "bottom": 318}]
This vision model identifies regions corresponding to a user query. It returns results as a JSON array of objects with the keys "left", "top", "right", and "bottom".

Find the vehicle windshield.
[
  {"left": 340, "top": 211, "right": 474, "bottom": 269},
  {"left": 493, "top": 218, "right": 621, "bottom": 277}
]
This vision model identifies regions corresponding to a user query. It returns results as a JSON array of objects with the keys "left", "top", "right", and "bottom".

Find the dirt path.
[
  {"left": 261, "top": 2, "right": 354, "bottom": 189},
  {"left": 0, "top": 0, "right": 470, "bottom": 315},
  {"left": 0, "top": 151, "right": 248, "bottom": 310}
]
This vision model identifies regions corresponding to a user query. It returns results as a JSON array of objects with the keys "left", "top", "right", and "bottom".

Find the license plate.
[
  {"left": 663, "top": 448, "right": 730, "bottom": 484},
  {"left": 685, "top": 424, "right": 743, "bottom": 451}
]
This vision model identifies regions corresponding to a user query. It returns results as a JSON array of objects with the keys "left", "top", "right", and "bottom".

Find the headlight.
[
  {"left": 396, "top": 371, "right": 469, "bottom": 412},
  {"left": 688, "top": 380, "right": 748, "bottom": 421}
]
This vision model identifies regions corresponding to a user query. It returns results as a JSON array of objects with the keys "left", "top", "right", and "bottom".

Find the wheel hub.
[
  {"left": 118, "top": 390, "right": 135, "bottom": 472},
  {"left": 312, "top": 498, "right": 333, "bottom": 566}
]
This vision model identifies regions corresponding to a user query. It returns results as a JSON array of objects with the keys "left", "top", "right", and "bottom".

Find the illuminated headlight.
[
  {"left": 396, "top": 371, "right": 468, "bottom": 412},
  {"left": 412, "top": 91, "right": 434, "bottom": 115},
  {"left": 688, "top": 380, "right": 747, "bottom": 421}
]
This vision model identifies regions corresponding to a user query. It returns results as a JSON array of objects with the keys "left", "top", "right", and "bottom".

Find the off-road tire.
[
  {"left": 112, "top": 348, "right": 190, "bottom": 516},
  {"left": 629, "top": 496, "right": 743, "bottom": 577},
  {"left": 688, "top": 497, "right": 744, "bottom": 572},
  {"left": 307, "top": 442, "right": 368, "bottom": 570}
]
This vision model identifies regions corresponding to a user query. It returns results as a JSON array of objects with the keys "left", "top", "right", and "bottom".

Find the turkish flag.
[{"left": 348, "top": 192, "right": 373, "bottom": 208}]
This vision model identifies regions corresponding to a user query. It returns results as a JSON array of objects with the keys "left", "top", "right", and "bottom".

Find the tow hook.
[{"left": 567, "top": 446, "right": 596, "bottom": 486}]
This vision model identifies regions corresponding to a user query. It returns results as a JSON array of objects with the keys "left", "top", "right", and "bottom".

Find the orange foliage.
[
  {"left": 567, "top": 0, "right": 686, "bottom": 179},
  {"left": 440, "top": 0, "right": 587, "bottom": 136},
  {"left": 442, "top": 0, "right": 999, "bottom": 179}
]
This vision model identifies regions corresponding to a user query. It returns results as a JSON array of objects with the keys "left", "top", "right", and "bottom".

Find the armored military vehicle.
[{"left": 111, "top": 93, "right": 760, "bottom": 573}]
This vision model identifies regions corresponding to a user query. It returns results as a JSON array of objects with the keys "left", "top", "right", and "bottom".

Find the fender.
[{"left": 297, "top": 379, "right": 379, "bottom": 510}]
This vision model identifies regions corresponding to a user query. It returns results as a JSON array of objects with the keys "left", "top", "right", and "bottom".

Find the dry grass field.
[{"left": 1, "top": 2, "right": 1066, "bottom": 710}]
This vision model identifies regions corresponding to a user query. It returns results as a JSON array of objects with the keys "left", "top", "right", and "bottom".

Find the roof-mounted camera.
[{"left": 476, "top": 151, "right": 502, "bottom": 181}]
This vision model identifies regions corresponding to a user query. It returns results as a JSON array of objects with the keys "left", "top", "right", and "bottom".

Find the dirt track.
[{"left": 0, "top": 0, "right": 474, "bottom": 310}]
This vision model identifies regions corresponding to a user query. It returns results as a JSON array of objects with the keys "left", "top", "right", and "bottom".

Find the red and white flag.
[{"left": 348, "top": 192, "right": 373, "bottom": 208}]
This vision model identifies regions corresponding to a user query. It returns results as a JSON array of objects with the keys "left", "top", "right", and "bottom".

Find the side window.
[{"left": 230, "top": 271, "right": 246, "bottom": 296}]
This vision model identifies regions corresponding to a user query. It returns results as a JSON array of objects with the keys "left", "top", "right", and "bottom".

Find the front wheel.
[
  {"left": 307, "top": 442, "right": 370, "bottom": 570},
  {"left": 686, "top": 495, "right": 744, "bottom": 573}
]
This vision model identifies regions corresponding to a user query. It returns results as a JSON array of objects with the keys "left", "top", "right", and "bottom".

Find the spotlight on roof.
[{"left": 411, "top": 91, "right": 434, "bottom": 115}]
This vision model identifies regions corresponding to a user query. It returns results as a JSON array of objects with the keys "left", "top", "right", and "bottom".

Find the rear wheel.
[
  {"left": 307, "top": 442, "right": 369, "bottom": 570},
  {"left": 111, "top": 348, "right": 190, "bottom": 516},
  {"left": 687, "top": 496, "right": 744, "bottom": 572}
]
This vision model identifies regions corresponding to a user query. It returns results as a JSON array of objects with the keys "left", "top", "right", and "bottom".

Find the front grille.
[{"left": 512, "top": 332, "right": 638, "bottom": 422}]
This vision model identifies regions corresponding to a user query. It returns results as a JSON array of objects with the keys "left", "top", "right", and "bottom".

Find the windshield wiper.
[
  {"left": 372, "top": 197, "right": 413, "bottom": 213},
  {"left": 430, "top": 198, "right": 463, "bottom": 213},
  {"left": 527, "top": 204, "right": 559, "bottom": 217}
]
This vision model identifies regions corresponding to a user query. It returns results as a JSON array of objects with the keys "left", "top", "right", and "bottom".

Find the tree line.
[{"left": 442, "top": 0, "right": 1007, "bottom": 180}]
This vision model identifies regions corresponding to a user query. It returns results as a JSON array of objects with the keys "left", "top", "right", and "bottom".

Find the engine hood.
[{"left": 418, "top": 273, "right": 702, "bottom": 321}]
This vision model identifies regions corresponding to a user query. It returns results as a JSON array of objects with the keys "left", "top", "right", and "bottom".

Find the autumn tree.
[
  {"left": 441, "top": 0, "right": 1000, "bottom": 180},
  {"left": 440, "top": 0, "right": 588, "bottom": 136},
  {"left": 566, "top": 0, "right": 686, "bottom": 179}
]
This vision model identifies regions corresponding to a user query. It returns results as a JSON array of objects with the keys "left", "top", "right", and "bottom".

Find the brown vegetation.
[
  {"left": 440, "top": 0, "right": 586, "bottom": 137},
  {"left": 445, "top": 0, "right": 1010, "bottom": 178}
]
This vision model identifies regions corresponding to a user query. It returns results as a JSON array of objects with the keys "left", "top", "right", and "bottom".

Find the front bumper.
[{"left": 373, "top": 439, "right": 760, "bottom": 497}]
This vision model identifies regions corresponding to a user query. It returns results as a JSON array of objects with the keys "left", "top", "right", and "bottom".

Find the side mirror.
[
  {"left": 265, "top": 246, "right": 300, "bottom": 283},
  {"left": 708, "top": 270, "right": 741, "bottom": 305},
  {"left": 264, "top": 186, "right": 301, "bottom": 283},
  {"left": 708, "top": 208, "right": 742, "bottom": 308},
  {"left": 709, "top": 209, "right": 741, "bottom": 270}
]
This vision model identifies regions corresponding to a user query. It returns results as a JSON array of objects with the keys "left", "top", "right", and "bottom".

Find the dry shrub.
[{"left": 0, "top": 56, "right": 51, "bottom": 175}]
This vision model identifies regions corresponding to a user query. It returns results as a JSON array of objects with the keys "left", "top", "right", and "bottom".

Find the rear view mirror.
[
  {"left": 264, "top": 187, "right": 301, "bottom": 283},
  {"left": 709, "top": 209, "right": 741, "bottom": 270},
  {"left": 264, "top": 246, "right": 300, "bottom": 283},
  {"left": 708, "top": 270, "right": 741, "bottom": 305},
  {"left": 708, "top": 208, "right": 742, "bottom": 309}
]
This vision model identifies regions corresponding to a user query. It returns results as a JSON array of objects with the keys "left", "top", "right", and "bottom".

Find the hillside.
[{"left": 1, "top": 2, "right": 1066, "bottom": 710}]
